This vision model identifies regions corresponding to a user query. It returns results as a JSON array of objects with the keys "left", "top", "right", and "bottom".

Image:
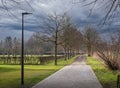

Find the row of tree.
[
  {"left": 83, "top": 25, "right": 120, "bottom": 71},
  {"left": 0, "top": 12, "right": 119, "bottom": 71},
  {"left": 84, "top": 27, "right": 120, "bottom": 88},
  {"left": 26, "top": 13, "right": 84, "bottom": 65},
  {"left": 0, "top": 36, "right": 54, "bottom": 57},
  {"left": 0, "top": 13, "right": 84, "bottom": 65},
  {"left": 0, "top": 37, "right": 20, "bottom": 56}
]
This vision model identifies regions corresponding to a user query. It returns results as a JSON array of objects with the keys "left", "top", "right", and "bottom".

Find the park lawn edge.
[
  {"left": 86, "top": 56, "right": 117, "bottom": 88},
  {"left": 0, "top": 55, "right": 79, "bottom": 88},
  {"left": 30, "top": 55, "right": 79, "bottom": 87}
]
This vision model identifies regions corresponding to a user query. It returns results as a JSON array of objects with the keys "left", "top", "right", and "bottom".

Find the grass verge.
[
  {"left": 0, "top": 55, "right": 79, "bottom": 88},
  {"left": 86, "top": 57, "right": 117, "bottom": 88}
]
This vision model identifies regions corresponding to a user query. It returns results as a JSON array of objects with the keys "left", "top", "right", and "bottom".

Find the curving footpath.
[{"left": 32, "top": 55, "right": 103, "bottom": 88}]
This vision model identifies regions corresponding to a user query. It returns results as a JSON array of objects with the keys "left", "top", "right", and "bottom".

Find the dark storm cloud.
[{"left": 0, "top": 0, "right": 119, "bottom": 40}]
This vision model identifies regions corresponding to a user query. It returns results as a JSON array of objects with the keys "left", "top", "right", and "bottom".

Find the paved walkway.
[{"left": 32, "top": 55, "right": 103, "bottom": 88}]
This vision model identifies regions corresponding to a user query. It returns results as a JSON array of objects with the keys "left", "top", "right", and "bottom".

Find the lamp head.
[{"left": 22, "top": 12, "right": 32, "bottom": 15}]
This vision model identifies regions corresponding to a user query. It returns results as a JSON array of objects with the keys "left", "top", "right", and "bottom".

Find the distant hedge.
[{"left": 0, "top": 55, "right": 64, "bottom": 65}]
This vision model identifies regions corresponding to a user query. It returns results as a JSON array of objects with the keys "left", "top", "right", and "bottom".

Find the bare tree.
[
  {"left": 13, "top": 37, "right": 21, "bottom": 57},
  {"left": 0, "top": 0, "right": 31, "bottom": 10},
  {"left": 0, "top": 40, "right": 4, "bottom": 55},
  {"left": 4, "top": 36, "right": 13, "bottom": 64},
  {"left": 96, "top": 29, "right": 120, "bottom": 70},
  {"left": 61, "top": 26, "right": 73, "bottom": 60},
  {"left": 60, "top": 15, "right": 74, "bottom": 60},
  {"left": 83, "top": 25, "right": 100, "bottom": 56},
  {"left": 25, "top": 31, "right": 54, "bottom": 56},
  {"left": 4, "top": 36, "right": 13, "bottom": 56},
  {"left": 95, "top": 30, "right": 120, "bottom": 88},
  {"left": 41, "top": 13, "right": 70, "bottom": 65},
  {"left": 61, "top": 24, "right": 83, "bottom": 60},
  {"left": 77, "top": 0, "right": 120, "bottom": 24}
]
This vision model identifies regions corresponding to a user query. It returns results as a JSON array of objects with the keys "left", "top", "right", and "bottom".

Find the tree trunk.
[
  {"left": 55, "top": 31, "right": 58, "bottom": 65},
  {"left": 55, "top": 41, "right": 57, "bottom": 65},
  {"left": 67, "top": 48, "right": 70, "bottom": 59},
  {"left": 88, "top": 45, "right": 92, "bottom": 57},
  {"left": 64, "top": 48, "right": 67, "bottom": 61},
  {"left": 64, "top": 45, "right": 67, "bottom": 61}
]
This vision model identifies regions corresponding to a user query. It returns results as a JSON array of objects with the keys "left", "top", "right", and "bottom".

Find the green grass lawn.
[
  {"left": 0, "top": 55, "right": 79, "bottom": 88},
  {"left": 87, "top": 57, "right": 117, "bottom": 88}
]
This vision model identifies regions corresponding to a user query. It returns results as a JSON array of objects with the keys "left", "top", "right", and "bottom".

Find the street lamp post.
[{"left": 21, "top": 12, "right": 32, "bottom": 88}]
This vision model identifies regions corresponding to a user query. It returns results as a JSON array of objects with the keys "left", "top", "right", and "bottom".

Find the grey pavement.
[{"left": 32, "top": 55, "right": 103, "bottom": 88}]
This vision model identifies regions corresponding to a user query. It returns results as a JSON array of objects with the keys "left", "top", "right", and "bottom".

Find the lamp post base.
[{"left": 21, "top": 84, "right": 24, "bottom": 88}]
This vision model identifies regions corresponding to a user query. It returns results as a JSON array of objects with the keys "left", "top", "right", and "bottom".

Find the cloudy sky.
[{"left": 0, "top": 0, "right": 119, "bottom": 40}]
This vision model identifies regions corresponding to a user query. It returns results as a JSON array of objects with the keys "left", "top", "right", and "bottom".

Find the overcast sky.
[{"left": 0, "top": 0, "right": 119, "bottom": 40}]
